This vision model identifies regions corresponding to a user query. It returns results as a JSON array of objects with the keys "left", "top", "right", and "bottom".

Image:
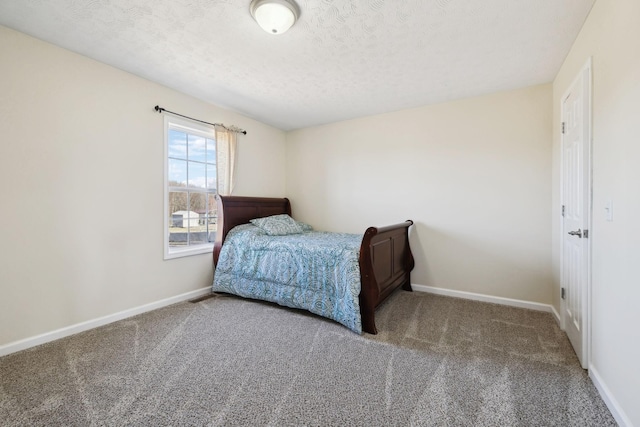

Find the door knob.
[{"left": 568, "top": 229, "right": 582, "bottom": 238}]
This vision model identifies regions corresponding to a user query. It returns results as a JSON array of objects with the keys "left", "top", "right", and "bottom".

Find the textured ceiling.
[{"left": 0, "top": 0, "right": 595, "bottom": 130}]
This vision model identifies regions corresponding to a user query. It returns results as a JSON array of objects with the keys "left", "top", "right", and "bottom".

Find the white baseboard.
[
  {"left": 589, "top": 364, "right": 632, "bottom": 427},
  {"left": 0, "top": 287, "right": 211, "bottom": 357},
  {"left": 411, "top": 284, "right": 554, "bottom": 313}
]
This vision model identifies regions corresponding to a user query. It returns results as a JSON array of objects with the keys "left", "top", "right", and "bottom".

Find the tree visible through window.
[{"left": 165, "top": 118, "right": 217, "bottom": 258}]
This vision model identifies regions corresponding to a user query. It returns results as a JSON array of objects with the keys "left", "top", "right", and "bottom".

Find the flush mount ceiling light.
[{"left": 250, "top": 0, "right": 300, "bottom": 35}]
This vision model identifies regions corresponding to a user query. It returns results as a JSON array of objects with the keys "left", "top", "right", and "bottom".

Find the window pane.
[
  {"left": 168, "top": 159, "right": 187, "bottom": 187},
  {"left": 189, "top": 192, "right": 206, "bottom": 214},
  {"left": 188, "top": 134, "right": 206, "bottom": 163},
  {"left": 207, "top": 164, "right": 217, "bottom": 190},
  {"left": 168, "top": 130, "right": 187, "bottom": 159},
  {"left": 206, "top": 138, "right": 216, "bottom": 164},
  {"left": 190, "top": 230, "right": 207, "bottom": 244},
  {"left": 169, "top": 191, "right": 187, "bottom": 217},
  {"left": 189, "top": 192, "right": 207, "bottom": 244},
  {"left": 207, "top": 194, "right": 217, "bottom": 242},
  {"left": 188, "top": 162, "right": 206, "bottom": 189},
  {"left": 168, "top": 191, "right": 188, "bottom": 247}
]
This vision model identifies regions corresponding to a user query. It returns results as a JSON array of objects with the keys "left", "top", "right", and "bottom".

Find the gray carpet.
[{"left": 0, "top": 291, "right": 616, "bottom": 426}]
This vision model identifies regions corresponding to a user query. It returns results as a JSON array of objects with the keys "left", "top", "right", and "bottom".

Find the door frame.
[{"left": 559, "top": 57, "right": 593, "bottom": 369}]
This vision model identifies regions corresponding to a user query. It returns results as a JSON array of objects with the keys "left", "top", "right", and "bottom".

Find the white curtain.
[{"left": 215, "top": 126, "right": 237, "bottom": 196}]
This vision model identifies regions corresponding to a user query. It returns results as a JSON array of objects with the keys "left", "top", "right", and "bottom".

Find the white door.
[{"left": 560, "top": 60, "right": 591, "bottom": 369}]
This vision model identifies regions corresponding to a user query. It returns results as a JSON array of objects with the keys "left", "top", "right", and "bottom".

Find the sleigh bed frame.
[{"left": 212, "top": 196, "right": 415, "bottom": 334}]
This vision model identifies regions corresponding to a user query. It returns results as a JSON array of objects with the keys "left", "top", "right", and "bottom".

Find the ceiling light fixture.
[{"left": 250, "top": 0, "right": 300, "bottom": 35}]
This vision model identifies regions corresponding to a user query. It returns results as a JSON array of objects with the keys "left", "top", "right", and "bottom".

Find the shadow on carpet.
[{"left": 0, "top": 292, "right": 615, "bottom": 426}]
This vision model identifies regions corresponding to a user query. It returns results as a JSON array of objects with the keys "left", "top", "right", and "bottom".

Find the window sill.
[{"left": 164, "top": 244, "right": 214, "bottom": 260}]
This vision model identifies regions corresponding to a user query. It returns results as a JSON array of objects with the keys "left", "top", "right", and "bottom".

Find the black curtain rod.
[{"left": 154, "top": 105, "right": 247, "bottom": 135}]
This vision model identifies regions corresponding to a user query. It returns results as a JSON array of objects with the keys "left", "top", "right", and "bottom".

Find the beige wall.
[
  {"left": 286, "top": 85, "right": 553, "bottom": 304},
  {"left": 0, "top": 26, "right": 286, "bottom": 347},
  {"left": 552, "top": 0, "right": 640, "bottom": 424}
]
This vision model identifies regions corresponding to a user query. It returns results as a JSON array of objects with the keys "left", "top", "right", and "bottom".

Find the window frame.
[{"left": 163, "top": 115, "right": 217, "bottom": 260}]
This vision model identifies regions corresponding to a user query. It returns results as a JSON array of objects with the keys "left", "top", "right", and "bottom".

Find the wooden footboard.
[
  {"left": 359, "top": 221, "right": 415, "bottom": 334},
  {"left": 213, "top": 196, "right": 414, "bottom": 335}
]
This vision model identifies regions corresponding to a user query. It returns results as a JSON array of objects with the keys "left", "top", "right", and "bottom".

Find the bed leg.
[
  {"left": 361, "top": 304, "right": 378, "bottom": 335},
  {"left": 362, "top": 320, "right": 377, "bottom": 335},
  {"left": 402, "top": 280, "right": 413, "bottom": 292}
]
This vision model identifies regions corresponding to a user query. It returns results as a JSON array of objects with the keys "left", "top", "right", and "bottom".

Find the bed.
[{"left": 212, "top": 196, "right": 415, "bottom": 334}]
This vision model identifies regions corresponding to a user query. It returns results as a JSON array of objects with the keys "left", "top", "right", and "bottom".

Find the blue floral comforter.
[{"left": 212, "top": 224, "right": 364, "bottom": 333}]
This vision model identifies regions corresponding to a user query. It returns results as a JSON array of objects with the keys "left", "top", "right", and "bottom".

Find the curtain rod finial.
[{"left": 153, "top": 105, "right": 245, "bottom": 134}]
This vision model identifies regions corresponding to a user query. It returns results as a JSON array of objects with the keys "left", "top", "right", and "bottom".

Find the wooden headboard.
[{"left": 213, "top": 195, "right": 291, "bottom": 265}]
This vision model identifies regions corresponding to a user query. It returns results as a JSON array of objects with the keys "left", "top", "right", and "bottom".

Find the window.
[{"left": 164, "top": 116, "right": 217, "bottom": 259}]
